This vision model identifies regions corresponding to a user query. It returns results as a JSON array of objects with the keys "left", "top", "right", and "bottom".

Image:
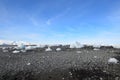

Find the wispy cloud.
[
  {"left": 46, "top": 8, "right": 70, "bottom": 25},
  {"left": 29, "top": 17, "right": 39, "bottom": 26}
]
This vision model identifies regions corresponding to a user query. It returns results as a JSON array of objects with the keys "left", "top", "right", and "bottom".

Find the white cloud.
[
  {"left": 46, "top": 8, "right": 70, "bottom": 25},
  {"left": 29, "top": 17, "right": 39, "bottom": 26}
]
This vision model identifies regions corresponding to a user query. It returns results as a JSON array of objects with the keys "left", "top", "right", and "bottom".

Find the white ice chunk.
[
  {"left": 94, "top": 56, "right": 97, "bottom": 58},
  {"left": 17, "top": 43, "right": 25, "bottom": 49},
  {"left": 93, "top": 48, "right": 100, "bottom": 51},
  {"left": 12, "top": 50, "right": 20, "bottom": 53},
  {"left": 56, "top": 48, "right": 61, "bottom": 51},
  {"left": 25, "top": 46, "right": 34, "bottom": 50},
  {"left": 27, "top": 63, "right": 31, "bottom": 65},
  {"left": 45, "top": 47, "right": 52, "bottom": 51},
  {"left": 21, "top": 50, "right": 26, "bottom": 53},
  {"left": 70, "top": 42, "right": 84, "bottom": 48},
  {"left": 108, "top": 58, "right": 118, "bottom": 64}
]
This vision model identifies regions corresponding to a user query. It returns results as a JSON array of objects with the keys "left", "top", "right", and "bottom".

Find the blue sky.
[{"left": 0, "top": 0, "right": 120, "bottom": 44}]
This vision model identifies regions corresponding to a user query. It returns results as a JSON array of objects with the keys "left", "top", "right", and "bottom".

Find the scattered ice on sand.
[
  {"left": 27, "top": 63, "right": 31, "bottom": 65},
  {"left": 3, "top": 50, "right": 9, "bottom": 53},
  {"left": 69, "top": 72, "right": 72, "bottom": 76},
  {"left": 21, "top": 50, "right": 26, "bottom": 53},
  {"left": 2, "top": 47, "right": 6, "bottom": 50},
  {"left": 76, "top": 51, "right": 82, "bottom": 53},
  {"left": 93, "top": 48, "right": 99, "bottom": 51},
  {"left": 100, "top": 77, "right": 103, "bottom": 80},
  {"left": 94, "top": 56, "right": 97, "bottom": 58},
  {"left": 42, "top": 56, "right": 45, "bottom": 58},
  {"left": 12, "top": 50, "right": 20, "bottom": 53},
  {"left": 62, "top": 78, "right": 65, "bottom": 80},
  {"left": 108, "top": 58, "right": 118, "bottom": 64},
  {"left": 56, "top": 48, "right": 61, "bottom": 51},
  {"left": 103, "top": 70, "right": 106, "bottom": 72}
]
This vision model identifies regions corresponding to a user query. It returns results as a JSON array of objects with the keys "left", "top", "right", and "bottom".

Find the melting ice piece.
[
  {"left": 94, "top": 56, "right": 97, "bottom": 58},
  {"left": 12, "top": 50, "right": 20, "bottom": 53},
  {"left": 25, "top": 46, "right": 34, "bottom": 50},
  {"left": 45, "top": 47, "right": 52, "bottom": 51},
  {"left": 21, "top": 50, "right": 26, "bottom": 53},
  {"left": 17, "top": 43, "right": 25, "bottom": 49},
  {"left": 27, "top": 63, "right": 31, "bottom": 65},
  {"left": 56, "top": 48, "right": 61, "bottom": 51},
  {"left": 108, "top": 58, "right": 118, "bottom": 64}
]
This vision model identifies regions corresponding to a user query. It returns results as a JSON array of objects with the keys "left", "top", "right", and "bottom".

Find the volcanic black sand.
[{"left": 0, "top": 49, "right": 120, "bottom": 80}]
